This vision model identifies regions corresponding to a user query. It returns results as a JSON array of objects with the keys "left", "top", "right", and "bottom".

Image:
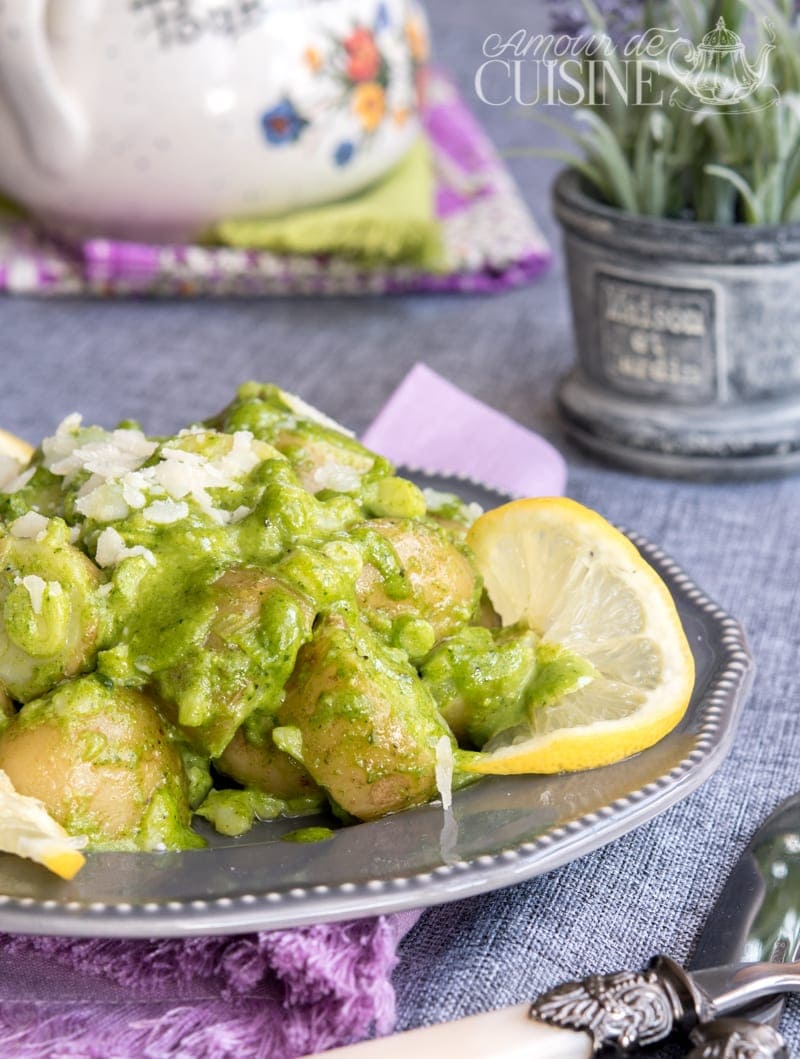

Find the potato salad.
[{"left": 0, "top": 383, "right": 564, "bottom": 853}]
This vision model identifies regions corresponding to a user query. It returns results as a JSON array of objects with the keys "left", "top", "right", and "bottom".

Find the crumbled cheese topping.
[
  {"left": 10, "top": 511, "right": 50, "bottom": 540},
  {"left": 279, "top": 389, "right": 355, "bottom": 438},
  {"left": 95, "top": 527, "right": 156, "bottom": 569},
  {"left": 44, "top": 417, "right": 157, "bottom": 480},
  {"left": 76, "top": 481, "right": 131, "bottom": 522},
  {"left": 434, "top": 735, "right": 454, "bottom": 812},
  {"left": 143, "top": 500, "right": 189, "bottom": 525},
  {"left": 41, "top": 420, "right": 266, "bottom": 526},
  {"left": 422, "top": 488, "right": 483, "bottom": 527},
  {"left": 20, "top": 575, "right": 61, "bottom": 616},
  {"left": 228, "top": 506, "right": 252, "bottom": 525},
  {"left": 311, "top": 463, "right": 363, "bottom": 494}
]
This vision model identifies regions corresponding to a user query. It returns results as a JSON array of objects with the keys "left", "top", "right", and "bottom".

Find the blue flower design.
[
  {"left": 334, "top": 141, "right": 356, "bottom": 166},
  {"left": 374, "top": 2, "right": 390, "bottom": 31},
  {"left": 261, "top": 98, "right": 309, "bottom": 145}
]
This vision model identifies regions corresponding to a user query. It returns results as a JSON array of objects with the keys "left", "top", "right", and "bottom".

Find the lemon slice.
[
  {"left": 0, "top": 770, "right": 86, "bottom": 879},
  {"left": 0, "top": 428, "right": 34, "bottom": 491},
  {"left": 464, "top": 497, "right": 695, "bottom": 774},
  {"left": 0, "top": 429, "right": 34, "bottom": 464}
]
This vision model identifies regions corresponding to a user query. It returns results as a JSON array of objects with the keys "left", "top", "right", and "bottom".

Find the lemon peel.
[
  {"left": 0, "top": 429, "right": 34, "bottom": 465},
  {"left": 464, "top": 497, "right": 695, "bottom": 774},
  {"left": 0, "top": 769, "right": 86, "bottom": 879}
]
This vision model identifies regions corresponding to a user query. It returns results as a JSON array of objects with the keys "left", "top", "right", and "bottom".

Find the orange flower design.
[
  {"left": 304, "top": 46, "right": 323, "bottom": 73},
  {"left": 344, "top": 27, "right": 380, "bottom": 82},
  {"left": 414, "top": 66, "right": 429, "bottom": 110},
  {"left": 405, "top": 17, "right": 429, "bottom": 64},
  {"left": 393, "top": 106, "right": 410, "bottom": 127},
  {"left": 353, "top": 82, "right": 386, "bottom": 132}
]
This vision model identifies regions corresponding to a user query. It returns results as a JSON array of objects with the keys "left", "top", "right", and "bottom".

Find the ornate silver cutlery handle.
[{"left": 529, "top": 956, "right": 800, "bottom": 1054}]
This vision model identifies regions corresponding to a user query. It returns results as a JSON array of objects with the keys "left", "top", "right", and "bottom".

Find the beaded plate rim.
[{"left": 0, "top": 472, "right": 753, "bottom": 937}]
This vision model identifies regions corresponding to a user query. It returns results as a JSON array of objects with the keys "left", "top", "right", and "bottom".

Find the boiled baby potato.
[
  {"left": 0, "top": 675, "right": 197, "bottom": 850},
  {"left": 277, "top": 609, "right": 454, "bottom": 821},
  {"left": 215, "top": 719, "right": 321, "bottom": 800},
  {"left": 354, "top": 518, "right": 481, "bottom": 641},
  {"left": 209, "top": 380, "right": 391, "bottom": 497},
  {"left": 273, "top": 426, "right": 377, "bottom": 495},
  {"left": 0, "top": 520, "right": 103, "bottom": 702},
  {"left": 154, "top": 568, "right": 315, "bottom": 757}
]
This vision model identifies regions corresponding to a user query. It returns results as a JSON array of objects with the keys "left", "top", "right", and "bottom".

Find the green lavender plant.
[{"left": 545, "top": 0, "right": 800, "bottom": 222}]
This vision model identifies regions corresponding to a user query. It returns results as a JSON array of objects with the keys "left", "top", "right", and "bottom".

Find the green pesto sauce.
[
  {"left": 0, "top": 675, "right": 200, "bottom": 851},
  {"left": 422, "top": 626, "right": 596, "bottom": 748},
  {"left": 0, "top": 382, "right": 508, "bottom": 850},
  {"left": 348, "top": 525, "right": 409, "bottom": 600},
  {"left": 196, "top": 787, "right": 323, "bottom": 837},
  {"left": 282, "top": 826, "right": 335, "bottom": 843}
]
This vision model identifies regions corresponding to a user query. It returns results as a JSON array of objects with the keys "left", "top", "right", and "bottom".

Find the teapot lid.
[{"left": 700, "top": 16, "right": 743, "bottom": 52}]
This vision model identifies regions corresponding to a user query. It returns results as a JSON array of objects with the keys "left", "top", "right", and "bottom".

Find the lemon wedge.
[
  {"left": 0, "top": 428, "right": 34, "bottom": 491},
  {"left": 0, "top": 770, "right": 86, "bottom": 879},
  {"left": 464, "top": 497, "right": 695, "bottom": 774},
  {"left": 0, "top": 428, "right": 34, "bottom": 464}
]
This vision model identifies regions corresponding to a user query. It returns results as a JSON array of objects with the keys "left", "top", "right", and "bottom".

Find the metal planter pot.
[{"left": 553, "top": 168, "right": 800, "bottom": 478}]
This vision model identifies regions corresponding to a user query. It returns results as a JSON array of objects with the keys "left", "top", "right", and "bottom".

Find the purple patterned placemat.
[{"left": 0, "top": 71, "right": 549, "bottom": 298}]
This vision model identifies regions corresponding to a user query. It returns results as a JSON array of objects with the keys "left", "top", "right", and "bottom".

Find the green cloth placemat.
[{"left": 211, "top": 137, "right": 444, "bottom": 270}]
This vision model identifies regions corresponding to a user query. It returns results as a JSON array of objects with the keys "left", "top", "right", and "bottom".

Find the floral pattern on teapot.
[{"left": 260, "top": 2, "right": 429, "bottom": 169}]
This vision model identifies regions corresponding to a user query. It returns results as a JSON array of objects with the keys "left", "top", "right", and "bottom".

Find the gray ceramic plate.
[{"left": 0, "top": 474, "right": 753, "bottom": 937}]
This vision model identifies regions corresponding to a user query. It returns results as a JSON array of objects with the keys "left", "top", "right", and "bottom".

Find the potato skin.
[
  {"left": 274, "top": 428, "right": 375, "bottom": 495},
  {"left": 215, "top": 721, "right": 321, "bottom": 800},
  {"left": 278, "top": 610, "right": 453, "bottom": 821},
  {"left": 154, "top": 568, "right": 315, "bottom": 757},
  {"left": 354, "top": 518, "right": 481, "bottom": 641},
  {"left": 0, "top": 676, "right": 196, "bottom": 849}
]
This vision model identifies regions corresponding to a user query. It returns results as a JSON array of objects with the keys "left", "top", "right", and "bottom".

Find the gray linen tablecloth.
[{"left": 1, "top": 0, "right": 799, "bottom": 1051}]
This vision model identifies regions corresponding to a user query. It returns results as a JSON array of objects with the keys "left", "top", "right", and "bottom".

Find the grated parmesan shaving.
[
  {"left": 228, "top": 505, "right": 252, "bottom": 525},
  {"left": 311, "top": 463, "right": 363, "bottom": 494},
  {"left": 41, "top": 420, "right": 269, "bottom": 527},
  {"left": 46, "top": 424, "right": 157, "bottom": 481},
  {"left": 422, "top": 488, "right": 483, "bottom": 527},
  {"left": 75, "top": 482, "right": 130, "bottom": 522},
  {"left": 121, "top": 472, "right": 149, "bottom": 510},
  {"left": 143, "top": 500, "right": 189, "bottom": 525},
  {"left": 434, "top": 735, "right": 454, "bottom": 812},
  {"left": 279, "top": 390, "right": 355, "bottom": 438},
  {"left": 95, "top": 527, "right": 156, "bottom": 569},
  {"left": 20, "top": 575, "right": 61, "bottom": 616},
  {"left": 10, "top": 511, "right": 50, "bottom": 540}
]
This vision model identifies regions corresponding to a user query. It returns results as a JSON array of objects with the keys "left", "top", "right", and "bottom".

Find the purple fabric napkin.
[
  {"left": 0, "top": 71, "right": 550, "bottom": 298},
  {"left": 0, "top": 371, "right": 566, "bottom": 1058},
  {"left": 0, "top": 913, "right": 420, "bottom": 1059},
  {"left": 362, "top": 364, "right": 567, "bottom": 499}
]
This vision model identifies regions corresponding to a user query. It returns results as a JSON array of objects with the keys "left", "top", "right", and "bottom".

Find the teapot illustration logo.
[{"left": 667, "top": 17, "right": 778, "bottom": 112}]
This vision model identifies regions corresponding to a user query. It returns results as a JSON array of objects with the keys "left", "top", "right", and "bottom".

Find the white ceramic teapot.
[{"left": 0, "top": 0, "right": 427, "bottom": 241}]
